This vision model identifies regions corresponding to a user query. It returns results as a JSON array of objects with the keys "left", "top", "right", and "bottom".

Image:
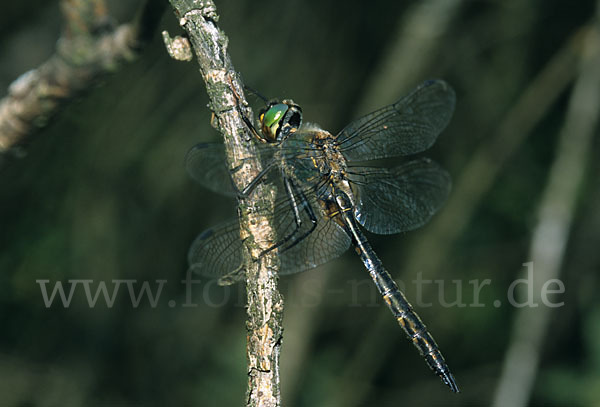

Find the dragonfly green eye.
[
  {"left": 263, "top": 103, "right": 288, "bottom": 128},
  {"left": 259, "top": 103, "right": 288, "bottom": 141}
]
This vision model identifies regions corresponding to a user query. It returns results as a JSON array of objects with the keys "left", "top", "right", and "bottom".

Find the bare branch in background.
[
  {"left": 492, "top": 14, "right": 600, "bottom": 407},
  {"left": 404, "top": 25, "right": 584, "bottom": 282},
  {"left": 0, "top": 0, "right": 165, "bottom": 155},
  {"left": 165, "top": 1, "right": 283, "bottom": 406},
  {"left": 356, "top": 0, "right": 463, "bottom": 112}
]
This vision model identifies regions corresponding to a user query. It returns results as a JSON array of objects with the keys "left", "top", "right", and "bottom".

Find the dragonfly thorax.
[
  {"left": 281, "top": 124, "right": 352, "bottom": 203},
  {"left": 307, "top": 125, "right": 348, "bottom": 180}
]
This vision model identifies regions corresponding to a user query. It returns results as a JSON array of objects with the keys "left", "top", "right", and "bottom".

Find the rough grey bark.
[{"left": 165, "top": 1, "right": 283, "bottom": 406}]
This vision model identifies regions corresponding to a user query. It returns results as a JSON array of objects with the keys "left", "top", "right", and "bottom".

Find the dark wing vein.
[
  {"left": 184, "top": 143, "right": 237, "bottom": 197},
  {"left": 347, "top": 158, "right": 451, "bottom": 234},
  {"left": 336, "top": 80, "right": 455, "bottom": 161},
  {"left": 188, "top": 176, "right": 350, "bottom": 284}
]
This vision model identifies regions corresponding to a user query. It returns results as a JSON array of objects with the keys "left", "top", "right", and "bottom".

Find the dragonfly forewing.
[
  {"left": 185, "top": 142, "right": 282, "bottom": 197},
  {"left": 185, "top": 143, "right": 238, "bottom": 197},
  {"left": 336, "top": 80, "right": 456, "bottom": 161}
]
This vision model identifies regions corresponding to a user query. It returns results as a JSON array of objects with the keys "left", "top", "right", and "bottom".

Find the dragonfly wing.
[
  {"left": 188, "top": 219, "right": 246, "bottom": 285},
  {"left": 185, "top": 143, "right": 237, "bottom": 197},
  {"left": 336, "top": 80, "right": 455, "bottom": 161},
  {"left": 186, "top": 142, "right": 280, "bottom": 197},
  {"left": 276, "top": 194, "right": 351, "bottom": 274},
  {"left": 268, "top": 180, "right": 351, "bottom": 274},
  {"left": 347, "top": 158, "right": 451, "bottom": 234},
  {"left": 186, "top": 174, "right": 286, "bottom": 285},
  {"left": 188, "top": 182, "right": 351, "bottom": 283}
]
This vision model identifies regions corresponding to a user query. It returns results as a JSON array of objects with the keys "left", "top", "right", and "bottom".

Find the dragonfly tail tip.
[{"left": 442, "top": 372, "right": 460, "bottom": 393}]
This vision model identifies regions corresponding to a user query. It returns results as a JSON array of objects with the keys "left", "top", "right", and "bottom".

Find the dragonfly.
[{"left": 186, "top": 79, "right": 458, "bottom": 392}]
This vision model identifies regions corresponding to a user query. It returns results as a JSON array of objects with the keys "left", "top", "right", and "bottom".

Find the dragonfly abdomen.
[
  {"left": 339, "top": 204, "right": 459, "bottom": 392},
  {"left": 381, "top": 277, "right": 459, "bottom": 392}
]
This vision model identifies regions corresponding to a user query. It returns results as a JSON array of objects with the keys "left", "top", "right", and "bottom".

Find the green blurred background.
[{"left": 1, "top": 0, "right": 600, "bottom": 406}]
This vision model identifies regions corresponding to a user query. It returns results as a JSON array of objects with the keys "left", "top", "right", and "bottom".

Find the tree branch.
[
  {"left": 0, "top": 0, "right": 165, "bottom": 155},
  {"left": 165, "top": 1, "right": 283, "bottom": 406},
  {"left": 356, "top": 0, "right": 463, "bottom": 113},
  {"left": 492, "top": 14, "right": 600, "bottom": 407}
]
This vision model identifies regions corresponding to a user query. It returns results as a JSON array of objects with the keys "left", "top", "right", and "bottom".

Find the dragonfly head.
[{"left": 258, "top": 99, "right": 302, "bottom": 142}]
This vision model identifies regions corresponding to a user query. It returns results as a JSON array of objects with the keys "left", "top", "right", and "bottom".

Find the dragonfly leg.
[
  {"left": 260, "top": 177, "right": 317, "bottom": 256},
  {"left": 239, "top": 112, "right": 263, "bottom": 141},
  {"left": 223, "top": 74, "right": 264, "bottom": 142},
  {"left": 228, "top": 160, "right": 276, "bottom": 199},
  {"left": 278, "top": 178, "right": 318, "bottom": 252},
  {"left": 224, "top": 91, "right": 277, "bottom": 198}
]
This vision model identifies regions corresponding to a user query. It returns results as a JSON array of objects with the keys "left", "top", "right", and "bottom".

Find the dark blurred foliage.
[{"left": 1, "top": 0, "right": 600, "bottom": 406}]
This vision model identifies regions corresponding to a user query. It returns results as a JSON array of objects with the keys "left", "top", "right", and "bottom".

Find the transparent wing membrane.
[
  {"left": 185, "top": 142, "right": 291, "bottom": 197},
  {"left": 188, "top": 180, "right": 351, "bottom": 284},
  {"left": 275, "top": 181, "right": 351, "bottom": 273},
  {"left": 187, "top": 219, "right": 245, "bottom": 284},
  {"left": 336, "top": 80, "right": 455, "bottom": 161},
  {"left": 185, "top": 143, "right": 237, "bottom": 197},
  {"left": 347, "top": 158, "right": 451, "bottom": 234}
]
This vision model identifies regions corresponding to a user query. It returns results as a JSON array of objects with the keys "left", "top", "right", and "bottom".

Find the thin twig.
[
  {"left": 0, "top": 0, "right": 165, "bottom": 155},
  {"left": 356, "top": 0, "right": 464, "bottom": 113},
  {"left": 165, "top": 1, "right": 283, "bottom": 406},
  {"left": 491, "top": 13, "right": 600, "bottom": 407}
]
